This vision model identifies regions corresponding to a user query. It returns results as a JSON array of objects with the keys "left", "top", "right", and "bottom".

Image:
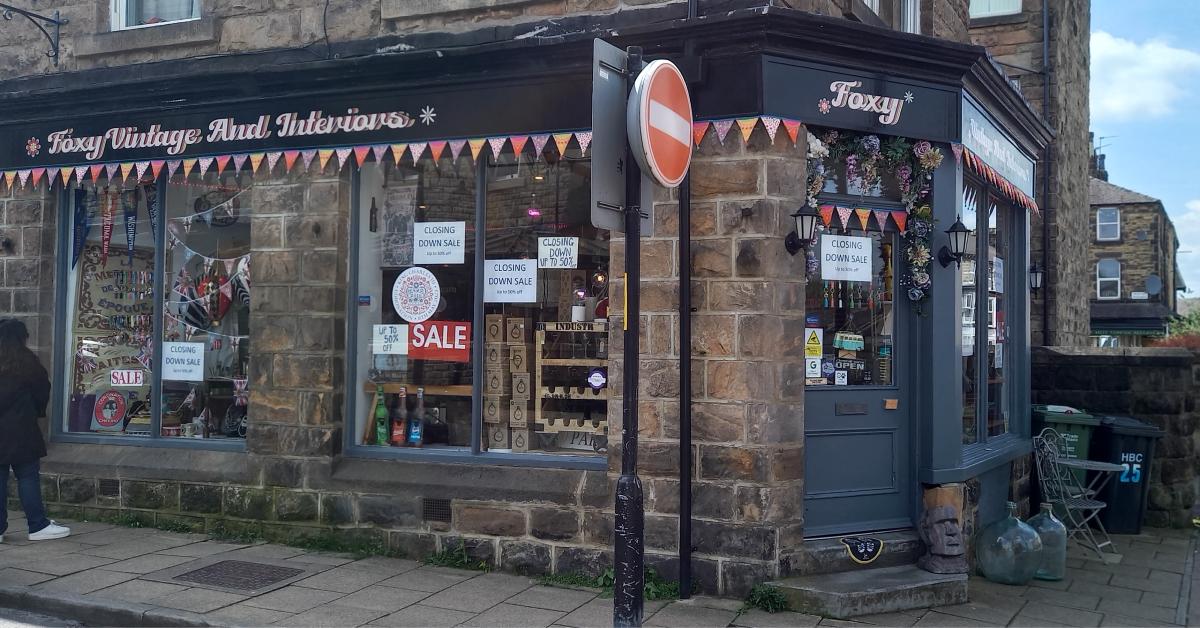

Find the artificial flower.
[
  {"left": 913, "top": 140, "right": 932, "bottom": 158},
  {"left": 862, "top": 135, "right": 881, "bottom": 156},
  {"left": 909, "top": 245, "right": 931, "bottom": 267},
  {"left": 908, "top": 287, "right": 925, "bottom": 301}
]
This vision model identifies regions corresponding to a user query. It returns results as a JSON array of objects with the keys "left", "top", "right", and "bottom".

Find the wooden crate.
[
  {"left": 511, "top": 428, "right": 537, "bottom": 453},
  {"left": 485, "top": 343, "right": 510, "bottom": 367},
  {"left": 487, "top": 425, "right": 510, "bottom": 449},
  {"left": 484, "top": 368, "right": 511, "bottom": 395},
  {"left": 511, "top": 373, "right": 531, "bottom": 400},
  {"left": 485, "top": 314, "right": 505, "bottom": 343},
  {"left": 483, "top": 395, "right": 511, "bottom": 424},
  {"left": 505, "top": 318, "right": 530, "bottom": 345},
  {"left": 508, "top": 345, "right": 530, "bottom": 372},
  {"left": 509, "top": 400, "right": 529, "bottom": 427}
]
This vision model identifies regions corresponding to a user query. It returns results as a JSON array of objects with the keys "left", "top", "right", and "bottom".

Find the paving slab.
[
  {"left": 1008, "top": 613, "right": 1071, "bottom": 627},
  {"left": 910, "top": 610, "right": 993, "bottom": 627},
  {"left": 1068, "top": 580, "right": 1143, "bottom": 603},
  {"left": 155, "top": 541, "right": 251, "bottom": 557},
  {"left": 333, "top": 584, "right": 432, "bottom": 614},
  {"left": 1139, "top": 591, "right": 1180, "bottom": 609},
  {"left": 816, "top": 619, "right": 870, "bottom": 626},
  {"left": 350, "top": 556, "right": 423, "bottom": 574},
  {"left": 1097, "top": 612, "right": 1172, "bottom": 627},
  {"left": 34, "top": 567, "right": 139, "bottom": 594},
  {"left": 366, "top": 603, "right": 477, "bottom": 627},
  {"left": 460, "top": 602, "right": 567, "bottom": 627},
  {"left": 149, "top": 586, "right": 248, "bottom": 613},
  {"left": 206, "top": 601, "right": 296, "bottom": 626},
  {"left": 283, "top": 552, "right": 359, "bottom": 567},
  {"left": 506, "top": 585, "right": 598, "bottom": 612},
  {"left": 294, "top": 564, "right": 396, "bottom": 593},
  {"left": 852, "top": 609, "right": 924, "bottom": 626},
  {"left": 275, "top": 602, "right": 390, "bottom": 627},
  {"left": 645, "top": 601, "right": 738, "bottom": 627},
  {"left": 1017, "top": 601, "right": 1103, "bottom": 627},
  {"left": 102, "top": 553, "right": 199, "bottom": 574},
  {"left": 1021, "top": 585, "right": 1102, "bottom": 610},
  {"left": 378, "top": 566, "right": 478, "bottom": 593},
  {"left": 556, "top": 597, "right": 615, "bottom": 628},
  {"left": 732, "top": 608, "right": 823, "bottom": 627},
  {"left": 1096, "top": 598, "right": 1179, "bottom": 624},
  {"left": 243, "top": 584, "right": 347, "bottom": 613},
  {"left": 79, "top": 540, "right": 175, "bottom": 560},
  {"left": 0, "top": 567, "right": 55, "bottom": 586},
  {"left": 421, "top": 575, "right": 534, "bottom": 613},
  {"left": 89, "top": 578, "right": 189, "bottom": 604},
  {"left": 8, "top": 553, "right": 116, "bottom": 576}
]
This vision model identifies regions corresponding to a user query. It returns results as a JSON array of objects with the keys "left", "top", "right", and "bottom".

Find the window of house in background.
[
  {"left": 484, "top": 146, "right": 608, "bottom": 457},
  {"left": 112, "top": 0, "right": 200, "bottom": 30},
  {"left": 969, "top": 0, "right": 1020, "bottom": 18},
  {"left": 1097, "top": 258, "right": 1121, "bottom": 299},
  {"left": 160, "top": 172, "right": 253, "bottom": 440},
  {"left": 354, "top": 159, "right": 477, "bottom": 451},
  {"left": 901, "top": 0, "right": 920, "bottom": 33},
  {"left": 1096, "top": 207, "right": 1120, "bottom": 241},
  {"left": 1094, "top": 335, "right": 1120, "bottom": 348}
]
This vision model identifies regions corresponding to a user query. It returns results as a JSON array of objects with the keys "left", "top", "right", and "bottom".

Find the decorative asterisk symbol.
[
  {"left": 420, "top": 106, "right": 437, "bottom": 126},
  {"left": 25, "top": 137, "right": 40, "bottom": 157},
  {"left": 904, "top": 91, "right": 914, "bottom": 103},
  {"left": 818, "top": 98, "right": 831, "bottom": 114}
]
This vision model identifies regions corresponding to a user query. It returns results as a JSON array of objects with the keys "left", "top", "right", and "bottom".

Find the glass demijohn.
[
  {"left": 975, "top": 501, "right": 1043, "bottom": 585},
  {"left": 1027, "top": 501, "right": 1067, "bottom": 581}
]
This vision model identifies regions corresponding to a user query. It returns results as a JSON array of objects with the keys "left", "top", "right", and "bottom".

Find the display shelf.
[
  {"left": 535, "top": 321, "right": 610, "bottom": 433},
  {"left": 361, "top": 383, "right": 471, "bottom": 397},
  {"left": 540, "top": 411, "right": 606, "bottom": 434},
  {"left": 538, "top": 386, "right": 609, "bottom": 400},
  {"left": 538, "top": 358, "right": 608, "bottom": 367}
]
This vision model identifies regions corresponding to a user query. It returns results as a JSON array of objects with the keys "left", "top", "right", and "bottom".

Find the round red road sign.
[{"left": 627, "top": 59, "right": 693, "bottom": 188}]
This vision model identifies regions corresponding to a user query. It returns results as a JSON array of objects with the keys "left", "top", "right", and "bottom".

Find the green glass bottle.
[{"left": 373, "top": 386, "right": 389, "bottom": 446}]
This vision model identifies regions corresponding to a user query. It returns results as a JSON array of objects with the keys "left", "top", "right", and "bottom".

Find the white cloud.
[
  {"left": 1091, "top": 31, "right": 1200, "bottom": 122},
  {"left": 1174, "top": 200, "right": 1200, "bottom": 295}
]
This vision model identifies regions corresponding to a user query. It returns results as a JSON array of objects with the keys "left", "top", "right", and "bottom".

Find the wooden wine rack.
[{"left": 535, "top": 321, "right": 609, "bottom": 435}]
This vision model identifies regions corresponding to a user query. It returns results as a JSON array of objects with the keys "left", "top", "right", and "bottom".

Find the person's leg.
[
  {"left": 1, "top": 464, "right": 9, "bottom": 537},
  {"left": 11, "top": 460, "right": 50, "bottom": 534}
]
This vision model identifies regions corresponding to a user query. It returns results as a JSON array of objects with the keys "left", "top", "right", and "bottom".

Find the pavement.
[{"left": 0, "top": 510, "right": 1195, "bottom": 627}]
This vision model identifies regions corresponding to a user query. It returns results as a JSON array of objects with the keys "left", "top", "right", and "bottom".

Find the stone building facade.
[
  {"left": 969, "top": 0, "right": 1092, "bottom": 347},
  {"left": 1087, "top": 176, "right": 1185, "bottom": 346}
]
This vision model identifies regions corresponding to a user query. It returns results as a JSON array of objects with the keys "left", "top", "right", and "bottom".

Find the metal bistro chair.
[{"left": 1033, "top": 428, "right": 1122, "bottom": 563}]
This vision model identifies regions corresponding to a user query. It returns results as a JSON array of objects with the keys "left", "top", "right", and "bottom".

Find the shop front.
[{"left": 0, "top": 8, "right": 1049, "bottom": 596}]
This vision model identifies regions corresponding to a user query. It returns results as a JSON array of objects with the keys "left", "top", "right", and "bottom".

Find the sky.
[{"left": 1090, "top": 1, "right": 1200, "bottom": 297}]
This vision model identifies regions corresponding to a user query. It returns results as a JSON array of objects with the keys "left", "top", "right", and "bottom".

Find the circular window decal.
[
  {"left": 392, "top": 267, "right": 441, "bottom": 323},
  {"left": 94, "top": 390, "right": 128, "bottom": 429}
]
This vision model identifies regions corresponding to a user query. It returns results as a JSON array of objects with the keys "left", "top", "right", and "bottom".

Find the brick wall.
[
  {"left": 1031, "top": 346, "right": 1199, "bottom": 528},
  {"left": 970, "top": 0, "right": 1091, "bottom": 346}
]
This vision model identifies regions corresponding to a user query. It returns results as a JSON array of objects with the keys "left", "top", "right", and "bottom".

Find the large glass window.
[
  {"left": 1096, "top": 207, "right": 1120, "bottom": 241},
  {"left": 986, "top": 200, "right": 1009, "bottom": 437},
  {"left": 112, "top": 0, "right": 200, "bottom": 29},
  {"left": 961, "top": 186, "right": 980, "bottom": 444},
  {"left": 1097, "top": 259, "right": 1121, "bottom": 299}
]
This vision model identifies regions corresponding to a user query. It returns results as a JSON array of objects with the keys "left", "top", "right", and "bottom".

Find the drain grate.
[
  {"left": 173, "top": 560, "right": 304, "bottom": 591},
  {"left": 98, "top": 479, "right": 120, "bottom": 497},
  {"left": 423, "top": 497, "right": 452, "bottom": 522}
]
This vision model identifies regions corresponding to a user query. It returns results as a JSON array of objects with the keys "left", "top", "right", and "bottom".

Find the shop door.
[{"left": 802, "top": 227, "right": 913, "bottom": 537}]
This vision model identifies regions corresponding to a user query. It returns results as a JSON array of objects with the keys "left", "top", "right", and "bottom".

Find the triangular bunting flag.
[
  {"left": 390, "top": 144, "right": 407, "bottom": 165},
  {"left": 90, "top": 164, "right": 104, "bottom": 182},
  {"left": 575, "top": 131, "right": 593, "bottom": 155},
  {"left": 951, "top": 143, "right": 963, "bottom": 164},
  {"left": 818, "top": 204, "right": 835, "bottom": 226},
  {"left": 266, "top": 152, "right": 282, "bottom": 173},
  {"left": 31, "top": 168, "right": 44, "bottom": 187},
  {"left": 2, "top": 171, "right": 13, "bottom": 189},
  {"left": 334, "top": 148, "right": 352, "bottom": 169},
  {"left": 692, "top": 121, "right": 710, "bottom": 147},
  {"left": 782, "top": 119, "right": 801, "bottom": 145},
  {"left": 761, "top": 116, "right": 782, "bottom": 143},
  {"left": 353, "top": 146, "right": 370, "bottom": 167},
  {"left": 75, "top": 165, "right": 89, "bottom": 183},
  {"left": 713, "top": 119, "right": 734, "bottom": 143},
  {"left": 530, "top": 134, "right": 550, "bottom": 158},
  {"left": 428, "top": 141, "right": 447, "bottom": 163},
  {"left": 873, "top": 210, "right": 890, "bottom": 232},
  {"left": 855, "top": 208, "right": 871, "bottom": 231},
  {"left": 892, "top": 211, "right": 908, "bottom": 233},
  {"left": 300, "top": 149, "right": 317, "bottom": 171},
  {"left": 182, "top": 159, "right": 197, "bottom": 179},
  {"left": 60, "top": 167, "right": 74, "bottom": 186},
  {"left": 487, "top": 137, "right": 507, "bottom": 160},
  {"left": 105, "top": 163, "right": 121, "bottom": 180},
  {"left": 214, "top": 155, "right": 231, "bottom": 176},
  {"left": 135, "top": 161, "right": 150, "bottom": 180},
  {"left": 232, "top": 154, "right": 248, "bottom": 173},
  {"left": 552, "top": 133, "right": 572, "bottom": 156},
  {"left": 409, "top": 142, "right": 427, "bottom": 165},
  {"left": 16, "top": 170, "right": 30, "bottom": 187},
  {"left": 151, "top": 160, "right": 166, "bottom": 180},
  {"left": 283, "top": 150, "right": 300, "bottom": 172},
  {"left": 509, "top": 136, "right": 528, "bottom": 158},
  {"left": 196, "top": 157, "right": 213, "bottom": 177},
  {"left": 317, "top": 149, "right": 334, "bottom": 171},
  {"left": 248, "top": 153, "right": 265, "bottom": 173},
  {"left": 120, "top": 162, "right": 135, "bottom": 181},
  {"left": 836, "top": 206, "right": 853, "bottom": 229},
  {"left": 449, "top": 139, "right": 467, "bottom": 162},
  {"left": 371, "top": 145, "right": 389, "bottom": 163},
  {"left": 468, "top": 138, "right": 486, "bottom": 162},
  {"left": 736, "top": 117, "right": 758, "bottom": 143}
]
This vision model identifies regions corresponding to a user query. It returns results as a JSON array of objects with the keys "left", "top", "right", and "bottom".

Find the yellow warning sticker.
[{"left": 804, "top": 328, "right": 823, "bottom": 358}]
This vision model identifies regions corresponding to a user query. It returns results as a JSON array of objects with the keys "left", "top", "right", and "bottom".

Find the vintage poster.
[{"left": 381, "top": 184, "right": 417, "bottom": 267}]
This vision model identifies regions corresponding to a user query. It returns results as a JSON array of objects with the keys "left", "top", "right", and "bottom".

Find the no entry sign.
[{"left": 627, "top": 59, "right": 693, "bottom": 188}]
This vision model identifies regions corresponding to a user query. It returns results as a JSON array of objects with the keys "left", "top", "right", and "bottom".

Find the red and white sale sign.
[{"left": 409, "top": 321, "right": 471, "bottom": 363}]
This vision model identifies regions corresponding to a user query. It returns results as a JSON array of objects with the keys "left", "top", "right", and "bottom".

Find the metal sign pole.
[{"left": 613, "top": 45, "right": 645, "bottom": 628}]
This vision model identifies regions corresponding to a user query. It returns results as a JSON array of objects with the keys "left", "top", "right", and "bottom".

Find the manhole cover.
[{"left": 173, "top": 560, "right": 305, "bottom": 591}]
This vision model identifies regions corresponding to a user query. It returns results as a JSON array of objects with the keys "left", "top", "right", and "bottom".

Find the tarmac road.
[{"left": 0, "top": 607, "right": 83, "bottom": 627}]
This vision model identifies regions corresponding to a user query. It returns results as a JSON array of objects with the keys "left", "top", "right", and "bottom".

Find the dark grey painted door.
[{"left": 802, "top": 231, "right": 913, "bottom": 537}]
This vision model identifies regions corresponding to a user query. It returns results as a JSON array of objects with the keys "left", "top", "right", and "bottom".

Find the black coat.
[{"left": 0, "top": 359, "right": 51, "bottom": 465}]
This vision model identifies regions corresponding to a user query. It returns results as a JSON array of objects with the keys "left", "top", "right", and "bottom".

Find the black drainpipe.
[
  {"left": 678, "top": 0, "right": 698, "bottom": 600},
  {"left": 1040, "top": 0, "right": 1052, "bottom": 344}
]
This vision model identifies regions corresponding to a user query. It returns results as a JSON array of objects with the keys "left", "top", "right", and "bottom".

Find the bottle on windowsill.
[
  {"left": 389, "top": 387, "right": 407, "bottom": 446},
  {"left": 373, "top": 385, "right": 388, "bottom": 446},
  {"left": 407, "top": 387, "right": 425, "bottom": 448}
]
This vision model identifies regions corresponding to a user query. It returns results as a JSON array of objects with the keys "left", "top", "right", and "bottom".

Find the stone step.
[
  {"left": 782, "top": 530, "right": 925, "bottom": 577},
  {"left": 770, "top": 564, "right": 968, "bottom": 619}
]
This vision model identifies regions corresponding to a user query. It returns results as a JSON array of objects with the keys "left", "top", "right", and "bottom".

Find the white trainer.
[{"left": 28, "top": 522, "right": 70, "bottom": 541}]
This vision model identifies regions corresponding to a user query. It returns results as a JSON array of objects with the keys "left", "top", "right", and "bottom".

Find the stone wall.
[
  {"left": 969, "top": 0, "right": 1091, "bottom": 347},
  {"left": 1089, "top": 201, "right": 1176, "bottom": 309},
  {"left": 607, "top": 127, "right": 809, "bottom": 597},
  {"left": 1031, "top": 346, "right": 1199, "bottom": 528}
]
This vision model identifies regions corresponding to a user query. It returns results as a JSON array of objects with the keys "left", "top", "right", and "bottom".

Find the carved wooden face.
[{"left": 925, "top": 507, "right": 965, "bottom": 557}]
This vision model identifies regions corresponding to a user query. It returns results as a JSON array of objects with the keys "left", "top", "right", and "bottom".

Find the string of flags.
[
  {"left": 818, "top": 204, "right": 910, "bottom": 233},
  {"left": 7, "top": 115, "right": 1036, "bottom": 214}
]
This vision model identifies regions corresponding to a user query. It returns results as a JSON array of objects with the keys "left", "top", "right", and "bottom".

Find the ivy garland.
[{"left": 805, "top": 128, "right": 944, "bottom": 313}]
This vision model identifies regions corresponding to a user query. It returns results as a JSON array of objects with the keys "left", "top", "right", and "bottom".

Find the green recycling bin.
[{"left": 1032, "top": 405, "right": 1100, "bottom": 485}]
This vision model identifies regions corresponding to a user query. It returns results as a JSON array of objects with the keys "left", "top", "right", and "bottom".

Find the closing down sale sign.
[{"left": 820, "top": 234, "right": 873, "bottom": 283}]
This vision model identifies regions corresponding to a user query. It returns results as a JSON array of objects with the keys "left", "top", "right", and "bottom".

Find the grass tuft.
[
  {"left": 744, "top": 584, "right": 790, "bottom": 613},
  {"left": 424, "top": 541, "right": 491, "bottom": 571}
]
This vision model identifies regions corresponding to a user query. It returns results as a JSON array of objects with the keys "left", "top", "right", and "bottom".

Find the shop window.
[
  {"left": 969, "top": 0, "right": 1021, "bottom": 19},
  {"left": 961, "top": 185, "right": 981, "bottom": 444},
  {"left": 1097, "top": 259, "right": 1121, "bottom": 299},
  {"left": 986, "top": 201, "right": 1010, "bottom": 438},
  {"left": 112, "top": 0, "right": 200, "bottom": 30},
  {"left": 803, "top": 225, "right": 898, "bottom": 389},
  {"left": 1096, "top": 207, "right": 1120, "bottom": 241},
  {"left": 62, "top": 171, "right": 253, "bottom": 442}
]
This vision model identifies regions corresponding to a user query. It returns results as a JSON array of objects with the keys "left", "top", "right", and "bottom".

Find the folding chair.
[{"left": 1033, "top": 428, "right": 1122, "bottom": 563}]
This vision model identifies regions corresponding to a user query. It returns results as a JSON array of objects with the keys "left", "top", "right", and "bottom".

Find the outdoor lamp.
[
  {"left": 1030, "top": 263, "right": 1044, "bottom": 296},
  {"left": 785, "top": 206, "right": 821, "bottom": 256},
  {"left": 938, "top": 216, "right": 971, "bottom": 267}
]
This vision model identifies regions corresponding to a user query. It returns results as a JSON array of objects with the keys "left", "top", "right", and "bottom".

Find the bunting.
[
  {"left": 782, "top": 119, "right": 801, "bottom": 145},
  {"left": 713, "top": 119, "right": 734, "bottom": 143},
  {"left": 266, "top": 152, "right": 282, "bottom": 173},
  {"left": 552, "top": 133, "right": 572, "bottom": 157},
  {"left": 317, "top": 149, "right": 334, "bottom": 171},
  {"left": 283, "top": 150, "right": 300, "bottom": 172},
  {"left": 390, "top": 144, "right": 407, "bottom": 165},
  {"left": 448, "top": 139, "right": 467, "bottom": 162},
  {"left": 530, "top": 134, "right": 550, "bottom": 158},
  {"left": 468, "top": 138, "right": 487, "bottom": 162},
  {"left": 119, "top": 163, "right": 134, "bottom": 181},
  {"left": 854, "top": 208, "right": 871, "bottom": 231},
  {"left": 370, "top": 145, "right": 389, "bottom": 164},
  {"left": 333, "top": 148, "right": 352, "bottom": 169},
  {"left": 409, "top": 142, "right": 427, "bottom": 165},
  {"left": 736, "top": 117, "right": 758, "bottom": 143},
  {"left": 961, "top": 146, "right": 1039, "bottom": 213},
  {"left": 836, "top": 206, "right": 853, "bottom": 229},
  {"left": 150, "top": 160, "right": 166, "bottom": 179},
  {"left": 761, "top": 116, "right": 782, "bottom": 143},
  {"left": 301, "top": 149, "right": 317, "bottom": 171},
  {"left": 873, "top": 210, "right": 890, "bottom": 233},
  {"left": 692, "top": 121, "right": 710, "bottom": 147},
  {"left": 182, "top": 159, "right": 197, "bottom": 179},
  {"left": 428, "top": 140, "right": 447, "bottom": 163},
  {"left": 509, "top": 135, "right": 528, "bottom": 157},
  {"left": 818, "top": 204, "right": 835, "bottom": 227},
  {"left": 214, "top": 155, "right": 231, "bottom": 176},
  {"left": 249, "top": 153, "right": 265, "bottom": 173},
  {"left": 352, "top": 146, "right": 370, "bottom": 167},
  {"left": 487, "top": 137, "right": 507, "bottom": 160}
]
